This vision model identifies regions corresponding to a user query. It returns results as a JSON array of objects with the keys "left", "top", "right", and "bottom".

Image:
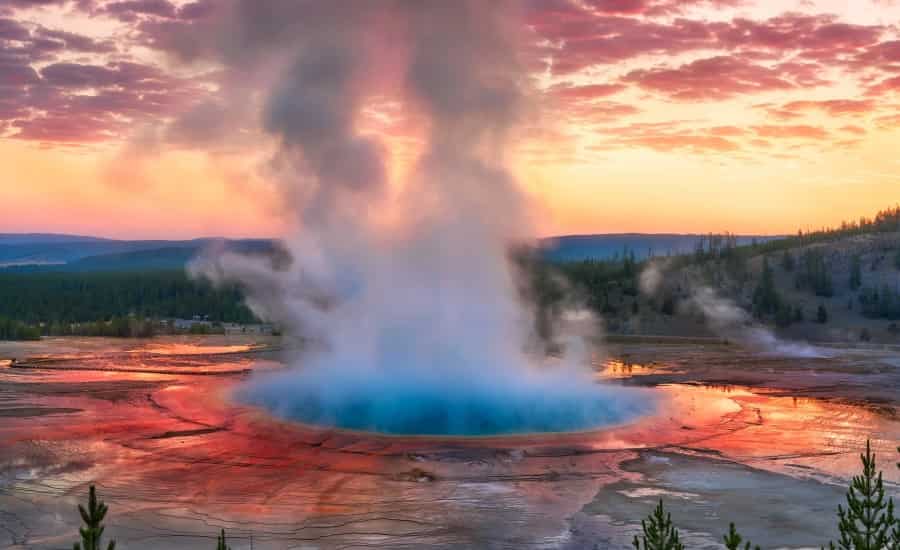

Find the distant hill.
[
  {"left": 0, "top": 233, "right": 112, "bottom": 245},
  {"left": 540, "top": 233, "right": 781, "bottom": 262},
  {"left": 52, "top": 247, "right": 200, "bottom": 272},
  {"left": 0, "top": 235, "right": 276, "bottom": 272},
  {"left": 0, "top": 232, "right": 787, "bottom": 271}
]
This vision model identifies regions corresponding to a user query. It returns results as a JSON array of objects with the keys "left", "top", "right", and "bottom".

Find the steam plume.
[
  {"left": 689, "top": 287, "right": 826, "bottom": 357},
  {"left": 191, "top": 1, "right": 650, "bottom": 435},
  {"left": 638, "top": 262, "right": 828, "bottom": 359}
]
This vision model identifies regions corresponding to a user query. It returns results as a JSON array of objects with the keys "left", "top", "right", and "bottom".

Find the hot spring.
[{"left": 237, "top": 360, "right": 655, "bottom": 436}]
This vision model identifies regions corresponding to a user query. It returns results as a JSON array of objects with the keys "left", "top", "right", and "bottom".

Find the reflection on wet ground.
[{"left": 0, "top": 337, "right": 898, "bottom": 549}]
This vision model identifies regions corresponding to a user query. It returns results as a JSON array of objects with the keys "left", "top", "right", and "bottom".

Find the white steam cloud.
[
  {"left": 189, "top": 1, "right": 650, "bottom": 435},
  {"left": 638, "top": 260, "right": 828, "bottom": 358},
  {"left": 689, "top": 287, "right": 826, "bottom": 358},
  {"left": 639, "top": 260, "right": 666, "bottom": 296}
]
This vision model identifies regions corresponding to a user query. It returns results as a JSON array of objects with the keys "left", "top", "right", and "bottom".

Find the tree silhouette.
[
  {"left": 781, "top": 250, "right": 796, "bottom": 271},
  {"left": 894, "top": 446, "right": 900, "bottom": 547},
  {"left": 73, "top": 485, "right": 116, "bottom": 550},
  {"left": 753, "top": 256, "right": 781, "bottom": 318},
  {"left": 216, "top": 528, "right": 231, "bottom": 550},
  {"left": 633, "top": 500, "right": 684, "bottom": 550},
  {"left": 817, "top": 304, "right": 829, "bottom": 324},
  {"left": 824, "top": 440, "right": 896, "bottom": 550},
  {"left": 723, "top": 522, "right": 760, "bottom": 550},
  {"left": 849, "top": 255, "right": 862, "bottom": 290}
]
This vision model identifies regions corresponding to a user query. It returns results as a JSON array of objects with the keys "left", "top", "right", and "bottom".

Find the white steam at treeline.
[
  {"left": 189, "top": 1, "right": 651, "bottom": 435},
  {"left": 640, "top": 261, "right": 828, "bottom": 359}
]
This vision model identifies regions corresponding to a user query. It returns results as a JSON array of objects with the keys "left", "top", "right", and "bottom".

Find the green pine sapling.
[
  {"left": 633, "top": 499, "right": 685, "bottom": 550},
  {"left": 73, "top": 485, "right": 116, "bottom": 550},
  {"left": 723, "top": 522, "right": 760, "bottom": 550},
  {"left": 824, "top": 440, "right": 896, "bottom": 550},
  {"left": 216, "top": 528, "right": 231, "bottom": 550}
]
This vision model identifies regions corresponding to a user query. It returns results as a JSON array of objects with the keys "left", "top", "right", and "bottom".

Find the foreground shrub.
[
  {"left": 216, "top": 528, "right": 231, "bottom": 550},
  {"left": 824, "top": 440, "right": 897, "bottom": 550},
  {"left": 73, "top": 485, "right": 115, "bottom": 550},
  {"left": 723, "top": 523, "right": 759, "bottom": 550},
  {"left": 633, "top": 441, "right": 898, "bottom": 550},
  {"left": 633, "top": 499, "right": 684, "bottom": 550},
  {"left": 70, "top": 442, "right": 899, "bottom": 549}
]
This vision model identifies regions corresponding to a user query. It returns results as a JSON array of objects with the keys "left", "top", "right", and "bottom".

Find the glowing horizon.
[{"left": 2, "top": 0, "right": 899, "bottom": 240}]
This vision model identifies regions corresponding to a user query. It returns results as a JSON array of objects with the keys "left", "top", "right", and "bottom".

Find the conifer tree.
[
  {"left": 849, "top": 255, "right": 862, "bottom": 290},
  {"left": 633, "top": 500, "right": 684, "bottom": 550},
  {"left": 723, "top": 522, "right": 760, "bottom": 550},
  {"left": 753, "top": 257, "right": 780, "bottom": 317},
  {"left": 73, "top": 485, "right": 116, "bottom": 550},
  {"left": 216, "top": 528, "right": 231, "bottom": 550},
  {"left": 893, "top": 446, "right": 900, "bottom": 548},
  {"left": 817, "top": 304, "right": 829, "bottom": 324},
  {"left": 782, "top": 250, "right": 796, "bottom": 272},
  {"left": 823, "top": 440, "right": 896, "bottom": 550}
]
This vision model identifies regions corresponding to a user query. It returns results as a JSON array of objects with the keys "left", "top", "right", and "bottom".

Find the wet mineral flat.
[{"left": 0, "top": 336, "right": 898, "bottom": 549}]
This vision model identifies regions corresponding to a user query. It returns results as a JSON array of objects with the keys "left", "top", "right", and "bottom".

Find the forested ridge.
[
  {"left": 1, "top": 206, "right": 898, "bottom": 341},
  {"left": 0, "top": 270, "right": 255, "bottom": 327}
]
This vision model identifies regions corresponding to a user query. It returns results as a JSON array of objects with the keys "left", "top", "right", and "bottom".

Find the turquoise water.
[{"left": 240, "top": 367, "right": 654, "bottom": 436}]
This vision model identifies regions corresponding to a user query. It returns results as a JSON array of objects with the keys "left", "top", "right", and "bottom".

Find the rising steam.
[
  {"left": 190, "top": 1, "right": 651, "bottom": 435},
  {"left": 689, "top": 287, "right": 827, "bottom": 358},
  {"left": 640, "top": 260, "right": 828, "bottom": 359}
]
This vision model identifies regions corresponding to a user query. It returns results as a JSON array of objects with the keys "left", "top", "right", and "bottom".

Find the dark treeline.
[
  {"left": 676, "top": 206, "right": 900, "bottom": 272},
  {"left": 0, "top": 271, "right": 255, "bottom": 329},
  {"left": 531, "top": 205, "right": 900, "bottom": 335},
  {"left": 0, "top": 317, "right": 41, "bottom": 340},
  {"left": 555, "top": 252, "right": 639, "bottom": 312},
  {"left": 52, "top": 317, "right": 158, "bottom": 338},
  {"left": 3, "top": 205, "right": 899, "bottom": 341},
  {"left": 747, "top": 205, "right": 900, "bottom": 257},
  {"left": 859, "top": 286, "right": 900, "bottom": 321},
  {"left": 794, "top": 248, "right": 834, "bottom": 297}
]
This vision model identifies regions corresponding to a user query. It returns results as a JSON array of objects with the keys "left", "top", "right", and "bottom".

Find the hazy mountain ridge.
[
  {"left": 0, "top": 233, "right": 113, "bottom": 244},
  {"left": 1, "top": 232, "right": 784, "bottom": 271},
  {"left": 540, "top": 233, "right": 782, "bottom": 262},
  {"left": 0, "top": 236, "right": 276, "bottom": 271}
]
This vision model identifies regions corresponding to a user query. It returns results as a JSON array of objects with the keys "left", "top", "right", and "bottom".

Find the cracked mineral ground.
[{"left": 1, "top": 336, "right": 898, "bottom": 549}]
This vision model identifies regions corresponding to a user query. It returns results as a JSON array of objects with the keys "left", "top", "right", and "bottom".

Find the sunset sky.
[{"left": 2, "top": 0, "right": 899, "bottom": 239}]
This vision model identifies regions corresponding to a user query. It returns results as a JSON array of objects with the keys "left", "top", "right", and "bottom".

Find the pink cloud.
[
  {"left": 531, "top": 14, "right": 718, "bottom": 73},
  {"left": 0, "top": 17, "right": 30, "bottom": 40},
  {"left": 856, "top": 40, "right": 900, "bottom": 69},
  {"left": 531, "top": 6, "right": 886, "bottom": 72},
  {"left": 623, "top": 56, "right": 806, "bottom": 100},
  {"left": 839, "top": 125, "right": 865, "bottom": 135},
  {"left": 781, "top": 98, "right": 875, "bottom": 115},
  {"left": 707, "top": 125, "right": 746, "bottom": 136},
  {"left": 867, "top": 75, "right": 900, "bottom": 95},
  {"left": 103, "top": 0, "right": 176, "bottom": 21},
  {"left": 618, "top": 133, "right": 740, "bottom": 152},
  {"left": 567, "top": 101, "right": 641, "bottom": 122},
  {"left": 752, "top": 124, "right": 828, "bottom": 139},
  {"left": 2, "top": 0, "right": 897, "bottom": 151},
  {"left": 717, "top": 14, "right": 882, "bottom": 57},
  {"left": 874, "top": 113, "right": 900, "bottom": 129},
  {"left": 0, "top": 60, "right": 40, "bottom": 86},
  {"left": 11, "top": 113, "right": 124, "bottom": 143},
  {"left": 583, "top": 0, "right": 648, "bottom": 15},
  {"left": 548, "top": 83, "right": 626, "bottom": 100},
  {"left": 593, "top": 121, "right": 742, "bottom": 153},
  {"left": 35, "top": 26, "right": 117, "bottom": 53}
]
